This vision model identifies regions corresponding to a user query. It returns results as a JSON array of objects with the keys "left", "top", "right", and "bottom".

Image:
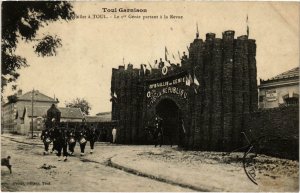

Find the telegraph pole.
[{"left": 31, "top": 89, "right": 34, "bottom": 138}]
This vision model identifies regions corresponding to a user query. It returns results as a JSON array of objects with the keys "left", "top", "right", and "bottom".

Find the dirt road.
[{"left": 1, "top": 137, "right": 191, "bottom": 192}]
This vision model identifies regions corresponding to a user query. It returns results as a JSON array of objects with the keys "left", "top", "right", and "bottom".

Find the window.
[
  {"left": 259, "top": 95, "right": 264, "bottom": 102},
  {"left": 283, "top": 93, "right": 299, "bottom": 106},
  {"left": 284, "top": 97, "right": 299, "bottom": 106}
]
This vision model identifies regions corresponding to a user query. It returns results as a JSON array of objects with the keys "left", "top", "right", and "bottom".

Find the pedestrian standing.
[
  {"left": 154, "top": 116, "right": 164, "bottom": 147},
  {"left": 112, "top": 127, "right": 117, "bottom": 143}
]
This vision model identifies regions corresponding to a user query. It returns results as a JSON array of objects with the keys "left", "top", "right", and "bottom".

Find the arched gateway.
[
  {"left": 154, "top": 98, "right": 182, "bottom": 145},
  {"left": 110, "top": 30, "right": 258, "bottom": 151}
]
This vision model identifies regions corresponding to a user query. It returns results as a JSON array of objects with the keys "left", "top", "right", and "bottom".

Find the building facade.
[
  {"left": 2, "top": 90, "right": 84, "bottom": 135},
  {"left": 258, "top": 67, "right": 299, "bottom": 109},
  {"left": 111, "top": 31, "right": 258, "bottom": 151},
  {"left": 2, "top": 90, "right": 58, "bottom": 134}
]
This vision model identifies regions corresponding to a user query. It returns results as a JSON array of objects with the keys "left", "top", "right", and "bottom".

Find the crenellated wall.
[{"left": 110, "top": 30, "right": 298, "bottom": 159}]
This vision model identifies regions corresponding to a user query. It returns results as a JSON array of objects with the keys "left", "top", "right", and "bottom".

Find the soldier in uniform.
[
  {"left": 67, "top": 127, "right": 76, "bottom": 156},
  {"left": 41, "top": 127, "right": 52, "bottom": 155},
  {"left": 88, "top": 124, "right": 97, "bottom": 154},
  {"left": 50, "top": 118, "right": 58, "bottom": 154},
  {"left": 53, "top": 125, "right": 68, "bottom": 161},
  {"left": 178, "top": 118, "right": 186, "bottom": 147},
  {"left": 154, "top": 116, "right": 164, "bottom": 147},
  {"left": 77, "top": 123, "right": 88, "bottom": 156}
]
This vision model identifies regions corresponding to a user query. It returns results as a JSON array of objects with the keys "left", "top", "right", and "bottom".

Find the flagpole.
[{"left": 246, "top": 14, "right": 249, "bottom": 38}]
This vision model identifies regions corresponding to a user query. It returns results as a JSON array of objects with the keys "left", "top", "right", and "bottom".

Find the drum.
[
  {"left": 79, "top": 137, "right": 87, "bottom": 144},
  {"left": 69, "top": 137, "right": 75, "bottom": 144},
  {"left": 44, "top": 137, "right": 52, "bottom": 144}
]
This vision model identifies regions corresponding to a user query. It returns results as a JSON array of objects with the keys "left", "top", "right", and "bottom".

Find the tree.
[
  {"left": 1, "top": 1, "right": 75, "bottom": 92},
  {"left": 65, "top": 98, "right": 91, "bottom": 115}
]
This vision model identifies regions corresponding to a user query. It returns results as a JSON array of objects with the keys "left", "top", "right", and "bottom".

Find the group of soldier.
[{"left": 41, "top": 118, "right": 97, "bottom": 162}]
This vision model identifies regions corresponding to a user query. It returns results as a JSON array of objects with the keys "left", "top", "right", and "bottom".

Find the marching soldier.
[
  {"left": 67, "top": 127, "right": 76, "bottom": 156},
  {"left": 77, "top": 124, "right": 88, "bottom": 156},
  {"left": 50, "top": 118, "right": 58, "bottom": 154},
  {"left": 88, "top": 124, "right": 97, "bottom": 154},
  {"left": 41, "top": 127, "right": 52, "bottom": 155},
  {"left": 53, "top": 125, "right": 68, "bottom": 161}
]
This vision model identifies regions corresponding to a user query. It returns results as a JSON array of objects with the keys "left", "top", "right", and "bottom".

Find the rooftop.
[
  {"left": 18, "top": 90, "right": 58, "bottom": 103},
  {"left": 19, "top": 106, "right": 83, "bottom": 119},
  {"left": 261, "top": 67, "right": 299, "bottom": 84}
]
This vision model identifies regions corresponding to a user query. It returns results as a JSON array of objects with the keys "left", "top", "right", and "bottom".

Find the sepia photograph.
[{"left": 1, "top": 1, "right": 299, "bottom": 192}]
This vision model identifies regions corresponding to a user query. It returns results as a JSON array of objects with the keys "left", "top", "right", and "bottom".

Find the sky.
[{"left": 3, "top": 2, "right": 299, "bottom": 115}]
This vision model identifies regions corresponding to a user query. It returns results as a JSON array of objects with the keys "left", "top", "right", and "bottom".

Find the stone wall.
[{"left": 246, "top": 105, "right": 299, "bottom": 160}]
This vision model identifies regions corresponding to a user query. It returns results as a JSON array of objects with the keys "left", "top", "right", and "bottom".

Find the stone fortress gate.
[{"left": 110, "top": 30, "right": 258, "bottom": 151}]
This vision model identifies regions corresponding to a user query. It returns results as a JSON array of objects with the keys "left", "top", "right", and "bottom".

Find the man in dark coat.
[
  {"left": 53, "top": 126, "right": 68, "bottom": 161},
  {"left": 67, "top": 127, "right": 76, "bottom": 156},
  {"left": 154, "top": 116, "right": 164, "bottom": 147},
  {"left": 41, "top": 128, "right": 52, "bottom": 155},
  {"left": 50, "top": 118, "right": 58, "bottom": 154},
  {"left": 77, "top": 124, "right": 88, "bottom": 156},
  {"left": 88, "top": 124, "right": 97, "bottom": 154}
]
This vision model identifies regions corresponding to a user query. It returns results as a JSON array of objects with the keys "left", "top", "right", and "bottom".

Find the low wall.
[{"left": 247, "top": 105, "right": 299, "bottom": 160}]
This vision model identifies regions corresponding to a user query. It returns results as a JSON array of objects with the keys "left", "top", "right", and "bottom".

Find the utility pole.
[{"left": 31, "top": 89, "right": 34, "bottom": 139}]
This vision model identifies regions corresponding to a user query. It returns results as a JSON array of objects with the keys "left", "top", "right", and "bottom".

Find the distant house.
[
  {"left": 59, "top": 107, "right": 84, "bottom": 122},
  {"left": 2, "top": 89, "right": 58, "bottom": 134},
  {"left": 1, "top": 89, "right": 84, "bottom": 135},
  {"left": 259, "top": 67, "right": 299, "bottom": 108},
  {"left": 87, "top": 112, "right": 112, "bottom": 122},
  {"left": 84, "top": 112, "right": 117, "bottom": 142}
]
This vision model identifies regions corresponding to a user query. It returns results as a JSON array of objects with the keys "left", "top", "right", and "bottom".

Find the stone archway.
[{"left": 155, "top": 98, "right": 183, "bottom": 145}]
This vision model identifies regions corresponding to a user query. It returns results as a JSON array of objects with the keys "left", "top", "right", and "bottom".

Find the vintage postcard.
[{"left": 1, "top": 1, "right": 299, "bottom": 192}]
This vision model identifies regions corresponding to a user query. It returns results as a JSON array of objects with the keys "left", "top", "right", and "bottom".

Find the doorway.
[{"left": 155, "top": 99, "right": 182, "bottom": 145}]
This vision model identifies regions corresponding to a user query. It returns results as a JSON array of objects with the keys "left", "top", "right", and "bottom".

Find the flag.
[
  {"left": 148, "top": 61, "right": 153, "bottom": 69},
  {"left": 143, "top": 64, "right": 147, "bottom": 74},
  {"left": 194, "top": 87, "right": 198, "bottom": 94},
  {"left": 185, "top": 75, "right": 190, "bottom": 86},
  {"left": 165, "top": 46, "right": 169, "bottom": 61},
  {"left": 189, "top": 74, "right": 193, "bottom": 84},
  {"left": 194, "top": 75, "right": 200, "bottom": 86},
  {"left": 110, "top": 92, "right": 118, "bottom": 103}
]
